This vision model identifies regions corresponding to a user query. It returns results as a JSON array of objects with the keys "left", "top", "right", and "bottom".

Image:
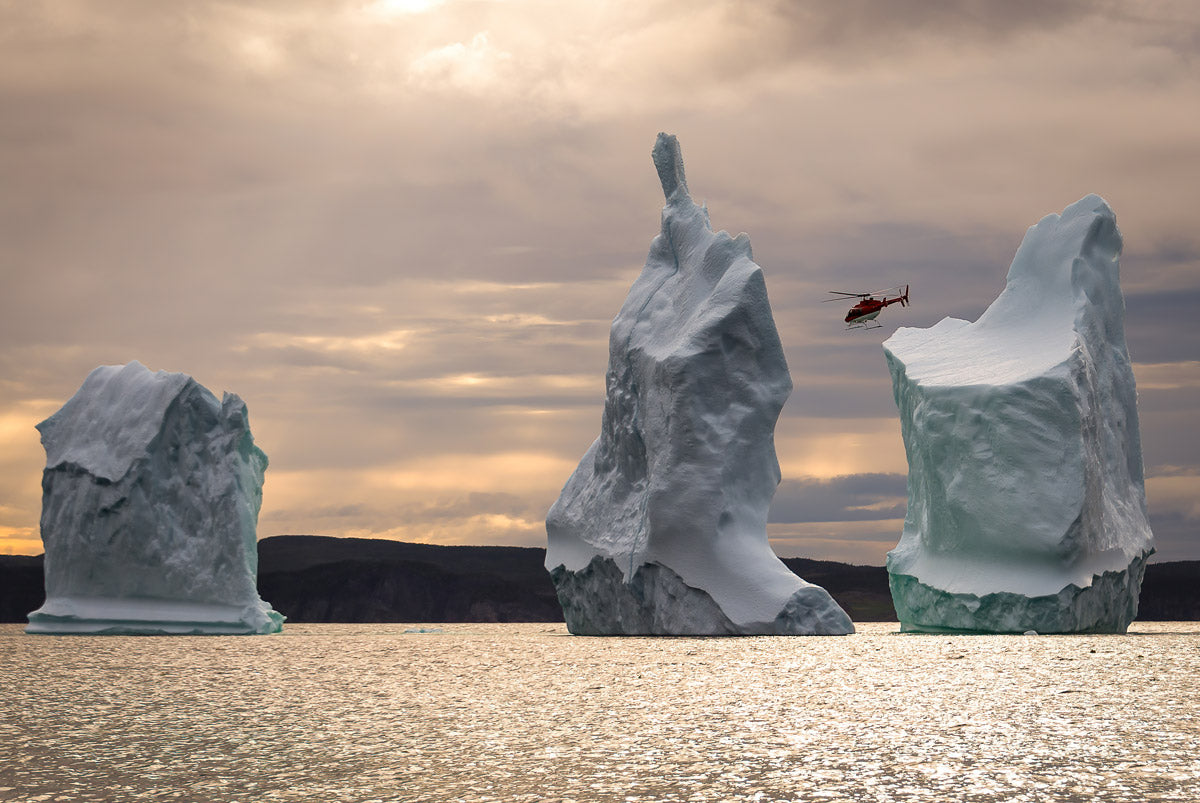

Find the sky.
[{"left": 1, "top": 0, "right": 1198, "bottom": 564}]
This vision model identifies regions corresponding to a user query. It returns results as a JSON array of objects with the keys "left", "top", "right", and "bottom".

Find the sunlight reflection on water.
[{"left": 2, "top": 622, "right": 1198, "bottom": 802}]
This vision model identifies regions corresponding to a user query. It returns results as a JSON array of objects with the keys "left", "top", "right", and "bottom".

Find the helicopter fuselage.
[{"left": 845, "top": 300, "right": 886, "bottom": 324}]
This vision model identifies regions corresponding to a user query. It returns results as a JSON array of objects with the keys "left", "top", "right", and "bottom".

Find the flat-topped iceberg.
[
  {"left": 27, "top": 361, "right": 283, "bottom": 635},
  {"left": 544, "top": 133, "right": 853, "bottom": 636},
  {"left": 883, "top": 194, "right": 1154, "bottom": 633}
]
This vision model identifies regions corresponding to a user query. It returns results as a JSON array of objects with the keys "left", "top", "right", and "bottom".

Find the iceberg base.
[
  {"left": 550, "top": 556, "right": 854, "bottom": 636},
  {"left": 26, "top": 596, "right": 285, "bottom": 635},
  {"left": 889, "top": 551, "right": 1152, "bottom": 634}
]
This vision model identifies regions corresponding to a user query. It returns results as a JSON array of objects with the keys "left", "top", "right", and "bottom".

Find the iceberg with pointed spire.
[
  {"left": 27, "top": 361, "right": 283, "bottom": 635},
  {"left": 883, "top": 195, "right": 1154, "bottom": 633},
  {"left": 544, "top": 133, "right": 853, "bottom": 635}
]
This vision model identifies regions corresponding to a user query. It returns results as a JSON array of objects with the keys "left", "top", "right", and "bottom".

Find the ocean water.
[{"left": 1, "top": 621, "right": 1198, "bottom": 803}]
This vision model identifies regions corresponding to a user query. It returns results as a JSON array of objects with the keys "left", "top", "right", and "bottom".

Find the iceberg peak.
[
  {"left": 889, "top": 194, "right": 1127, "bottom": 388},
  {"left": 38, "top": 361, "right": 197, "bottom": 483}
]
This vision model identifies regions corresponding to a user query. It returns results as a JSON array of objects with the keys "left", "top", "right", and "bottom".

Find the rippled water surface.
[{"left": 2, "top": 622, "right": 1199, "bottom": 802}]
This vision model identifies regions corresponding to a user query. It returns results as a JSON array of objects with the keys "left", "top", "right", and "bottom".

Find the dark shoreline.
[{"left": 3, "top": 534, "right": 1198, "bottom": 624}]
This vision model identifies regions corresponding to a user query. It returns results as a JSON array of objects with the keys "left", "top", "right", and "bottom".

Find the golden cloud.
[
  {"left": 1145, "top": 474, "right": 1200, "bottom": 520},
  {"left": 1134, "top": 361, "right": 1200, "bottom": 391},
  {"left": 767, "top": 519, "right": 904, "bottom": 564},
  {"left": 776, "top": 417, "right": 907, "bottom": 478}
]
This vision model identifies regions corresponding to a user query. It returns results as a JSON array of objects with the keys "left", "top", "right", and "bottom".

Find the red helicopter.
[{"left": 825, "top": 285, "right": 910, "bottom": 330}]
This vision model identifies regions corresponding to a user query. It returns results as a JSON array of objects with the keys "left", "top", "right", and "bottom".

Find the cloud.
[
  {"left": 1146, "top": 473, "right": 1200, "bottom": 522},
  {"left": 1134, "top": 362, "right": 1200, "bottom": 392},
  {"left": 776, "top": 419, "right": 908, "bottom": 478},
  {"left": 2, "top": 0, "right": 1199, "bottom": 563},
  {"left": 768, "top": 520, "right": 903, "bottom": 564},
  {"left": 1148, "top": 511, "right": 1199, "bottom": 564},
  {"left": 770, "top": 473, "right": 907, "bottom": 524},
  {"left": 0, "top": 525, "right": 40, "bottom": 556},
  {"left": 752, "top": 0, "right": 1103, "bottom": 69},
  {"left": 1125, "top": 291, "right": 1200, "bottom": 363},
  {"left": 365, "top": 0, "right": 449, "bottom": 16},
  {"left": 259, "top": 465, "right": 561, "bottom": 547},
  {"left": 407, "top": 31, "right": 513, "bottom": 92}
]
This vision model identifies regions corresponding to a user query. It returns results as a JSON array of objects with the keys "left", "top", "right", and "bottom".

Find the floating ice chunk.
[
  {"left": 883, "top": 195, "right": 1154, "bottom": 634},
  {"left": 27, "top": 361, "right": 283, "bottom": 635},
  {"left": 544, "top": 134, "right": 853, "bottom": 636}
]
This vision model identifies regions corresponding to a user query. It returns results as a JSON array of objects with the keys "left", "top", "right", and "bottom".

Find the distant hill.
[
  {"left": 3, "top": 537, "right": 1198, "bottom": 624},
  {"left": 0, "top": 555, "right": 43, "bottom": 625},
  {"left": 255, "top": 535, "right": 561, "bottom": 623},
  {"left": 1133, "top": 560, "right": 1200, "bottom": 620},
  {"left": 781, "top": 558, "right": 895, "bottom": 622}
]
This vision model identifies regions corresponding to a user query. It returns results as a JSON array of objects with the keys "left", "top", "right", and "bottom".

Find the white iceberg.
[
  {"left": 27, "top": 361, "right": 283, "bottom": 635},
  {"left": 883, "top": 194, "right": 1154, "bottom": 633},
  {"left": 544, "top": 133, "right": 853, "bottom": 636}
]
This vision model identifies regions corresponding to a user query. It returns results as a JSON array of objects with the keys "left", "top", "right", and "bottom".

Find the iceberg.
[
  {"left": 544, "top": 133, "right": 853, "bottom": 636},
  {"left": 27, "top": 361, "right": 283, "bottom": 635},
  {"left": 883, "top": 194, "right": 1154, "bottom": 634}
]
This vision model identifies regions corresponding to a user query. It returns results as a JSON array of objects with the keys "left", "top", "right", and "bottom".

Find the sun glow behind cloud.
[
  {"left": 243, "top": 330, "right": 414, "bottom": 355},
  {"left": 0, "top": 400, "right": 61, "bottom": 554},
  {"left": 366, "top": 0, "right": 449, "bottom": 15},
  {"left": 0, "top": 526, "right": 38, "bottom": 556},
  {"left": 261, "top": 450, "right": 575, "bottom": 547}
]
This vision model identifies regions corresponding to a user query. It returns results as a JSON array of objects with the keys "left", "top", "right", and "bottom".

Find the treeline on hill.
[{"left": 2, "top": 535, "right": 1199, "bottom": 624}]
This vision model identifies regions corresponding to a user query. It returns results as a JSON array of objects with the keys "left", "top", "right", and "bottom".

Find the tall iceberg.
[
  {"left": 544, "top": 133, "right": 853, "bottom": 636},
  {"left": 883, "top": 194, "right": 1153, "bottom": 634},
  {"left": 27, "top": 361, "right": 283, "bottom": 635}
]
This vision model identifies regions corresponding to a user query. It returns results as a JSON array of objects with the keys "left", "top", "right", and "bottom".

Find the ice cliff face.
[
  {"left": 883, "top": 194, "right": 1153, "bottom": 633},
  {"left": 544, "top": 133, "right": 853, "bottom": 636},
  {"left": 27, "top": 361, "right": 283, "bottom": 635}
]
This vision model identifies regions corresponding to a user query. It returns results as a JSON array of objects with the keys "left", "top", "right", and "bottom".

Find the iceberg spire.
[{"left": 651, "top": 132, "right": 690, "bottom": 204}]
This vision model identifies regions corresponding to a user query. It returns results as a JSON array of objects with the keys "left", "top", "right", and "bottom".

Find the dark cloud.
[
  {"left": 1131, "top": 239, "right": 1200, "bottom": 273},
  {"left": 1149, "top": 511, "right": 1200, "bottom": 563},
  {"left": 1136, "top": 385, "right": 1200, "bottom": 417},
  {"left": 787, "top": 382, "right": 897, "bottom": 420},
  {"left": 1125, "top": 289, "right": 1200, "bottom": 364},
  {"left": 1141, "top": 413, "right": 1200, "bottom": 475},
  {"left": 770, "top": 473, "right": 907, "bottom": 524},
  {"left": 627, "top": 0, "right": 1107, "bottom": 85},
  {"left": 764, "top": 0, "right": 1104, "bottom": 58}
]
